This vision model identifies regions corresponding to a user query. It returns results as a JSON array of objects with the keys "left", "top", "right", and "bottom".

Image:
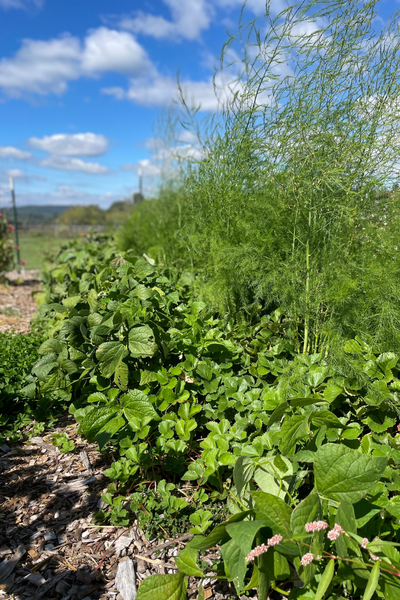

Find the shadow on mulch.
[{"left": 0, "top": 418, "right": 118, "bottom": 600}]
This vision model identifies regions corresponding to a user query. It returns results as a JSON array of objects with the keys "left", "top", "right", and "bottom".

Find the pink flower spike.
[
  {"left": 267, "top": 534, "right": 283, "bottom": 547},
  {"left": 305, "top": 520, "right": 329, "bottom": 533},
  {"left": 361, "top": 538, "right": 369, "bottom": 549},
  {"left": 327, "top": 524, "right": 344, "bottom": 541},
  {"left": 371, "top": 554, "right": 381, "bottom": 561},
  {"left": 301, "top": 553, "right": 315, "bottom": 566},
  {"left": 245, "top": 544, "right": 269, "bottom": 562}
]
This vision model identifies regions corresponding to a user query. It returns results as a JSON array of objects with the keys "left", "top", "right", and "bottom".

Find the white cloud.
[
  {"left": 81, "top": 27, "right": 154, "bottom": 76},
  {"left": 0, "top": 146, "right": 32, "bottom": 159},
  {"left": 118, "top": 0, "right": 212, "bottom": 41},
  {"left": 0, "top": 28, "right": 152, "bottom": 97},
  {"left": 28, "top": 133, "right": 109, "bottom": 156},
  {"left": 123, "top": 159, "right": 163, "bottom": 179},
  {"left": 103, "top": 75, "right": 221, "bottom": 111},
  {"left": 4, "top": 168, "right": 45, "bottom": 181},
  {"left": 0, "top": 0, "right": 43, "bottom": 10},
  {"left": 6, "top": 168, "right": 25, "bottom": 178},
  {"left": 0, "top": 36, "right": 81, "bottom": 96},
  {"left": 40, "top": 155, "right": 111, "bottom": 174}
]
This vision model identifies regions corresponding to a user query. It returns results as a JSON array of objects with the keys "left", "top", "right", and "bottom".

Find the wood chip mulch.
[
  {"left": 0, "top": 415, "right": 240, "bottom": 600},
  {"left": 0, "top": 270, "right": 41, "bottom": 334}
]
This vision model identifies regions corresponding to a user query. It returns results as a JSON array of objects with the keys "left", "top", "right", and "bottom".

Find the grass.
[{"left": 18, "top": 232, "right": 73, "bottom": 270}]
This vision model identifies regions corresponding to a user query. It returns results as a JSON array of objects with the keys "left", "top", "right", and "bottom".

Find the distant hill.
[{"left": 1, "top": 205, "right": 72, "bottom": 224}]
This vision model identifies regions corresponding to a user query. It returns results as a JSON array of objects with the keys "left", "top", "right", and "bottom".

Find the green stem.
[{"left": 303, "top": 234, "right": 311, "bottom": 354}]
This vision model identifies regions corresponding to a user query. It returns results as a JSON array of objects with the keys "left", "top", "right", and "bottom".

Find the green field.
[{"left": 18, "top": 232, "right": 72, "bottom": 270}]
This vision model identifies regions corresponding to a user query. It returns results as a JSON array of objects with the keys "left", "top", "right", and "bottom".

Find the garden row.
[{"left": 1, "top": 232, "right": 395, "bottom": 599}]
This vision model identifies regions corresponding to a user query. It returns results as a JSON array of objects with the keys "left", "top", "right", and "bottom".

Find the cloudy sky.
[{"left": 0, "top": 0, "right": 395, "bottom": 207}]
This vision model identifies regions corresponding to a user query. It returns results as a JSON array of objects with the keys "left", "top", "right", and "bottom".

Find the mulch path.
[
  {"left": 0, "top": 270, "right": 41, "bottom": 334},
  {"left": 0, "top": 277, "right": 241, "bottom": 600},
  {"left": 0, "top": 416, "right": 237, "bottom": 600}
]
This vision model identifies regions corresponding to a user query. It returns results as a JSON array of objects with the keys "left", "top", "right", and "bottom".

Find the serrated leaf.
[
  {"left": 96, "top": 342, "right": 128, "bottom": 378},
  {"left": 121, "top": 389, "right": 159, "bottom": 420},
  {"left": 315, "top": 444, "right": 387, "bottom": 504},
  {"left": 136, "top": 573, "right": 187, "bottom": 600},
  {"left": 128, "top": 325, "right": 155, "bottom": 357}
]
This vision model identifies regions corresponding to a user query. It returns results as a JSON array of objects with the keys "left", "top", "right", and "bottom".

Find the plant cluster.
[
  {"left": 23, "top": 230, "right": 400, "bottom": 597},
  {"left": 0, "top": 332, "right": 58, "bottom": 443}
]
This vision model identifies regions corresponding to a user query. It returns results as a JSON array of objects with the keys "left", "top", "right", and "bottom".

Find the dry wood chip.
[
  {"left": 0, "top": 545, "right": 25, "bottom": 583},
  {"left": 31, "top": 571, "right": 67, "bottom": 600},
  {"left": 115, "top": 559, "right": 137, "bottom": 600},
  {"left": 52, "top": 476, "right": 97, "bottom": 494}
]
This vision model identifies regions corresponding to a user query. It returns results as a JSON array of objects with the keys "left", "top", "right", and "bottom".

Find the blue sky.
[{"left": 0, "top": 0, "right": 396, "bottom": 207}]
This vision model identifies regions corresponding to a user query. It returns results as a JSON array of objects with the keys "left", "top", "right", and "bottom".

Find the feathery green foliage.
[{"left": 174, "top": 0, "right": 400, "bottom": 356}]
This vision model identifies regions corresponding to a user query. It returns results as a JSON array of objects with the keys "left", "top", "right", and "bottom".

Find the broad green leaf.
[
  {"left": 121, "top": 389, "right": 159, "bottom": 420},
  {"left": 221, "top": 538, "right": 247, "bottom": 593},
  {"left": 62, "top": 295, "right": 81, "bottom": 309},
  {"left": 279, "top": 414, "right": 309, "bottom": 454},
  {"left": 252, "top": 492, "right": 291, "bottom": 535},
  {"left": 290, "top": 491, "right": 321, "bottom": 536},
  {"left": 311, "top": 411, "right": 343, "bottom": 428},
  {"left": 128, "top": 325, "right": 155, "bottom": 357},
  {"left": 344, "top": 339, "right": 363, "bottom": 354},
  {"left": 363, "top": 561, "right": 380, "bottom": 600},
  {"left": 233, "top": 456, "right": 255, "bottom": 500},
  {"left": 324, "top": 382, "right": 343, "bottom": 402},
  {"left": 114, "top": 360, "right": 128, "bottom": 390},
  {"left": 315, "top": 559, "right": 335, "bottom": 600},
  {"left": 267, "top": 401, "right": 288, "bottom": 427},
  {"left": 78, "top": 405, "right": 121, "bottom": 442},
  {"left": 175, "top": 546, "right": 204, "bottom": 577},
  {"left": 315, "top": 444, "right": 387, "bottom": 504},
  {"left": 226, "top": 520, "right": 266, "bottom": 559},
  {"left": 335, "top": 500, "right": 359, "bottom": 559},
  {"left": 136, "top": 573, "right": 187, "bottom": 600},
  {"left": 96, "top": 415, "right": 125, "bottom": 450},
  {"left": 96, "top": 342, "right": 128, "bottom": 378}
]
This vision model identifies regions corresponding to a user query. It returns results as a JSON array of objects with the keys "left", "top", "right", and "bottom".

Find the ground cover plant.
[
  {"left": 20, "top": 231, "right": 400, "bottom": 598},
  {"left": 0, "top": 331, "right": 58, "bottom": 443}
]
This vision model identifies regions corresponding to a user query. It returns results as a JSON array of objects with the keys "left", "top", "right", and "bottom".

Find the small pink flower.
[
  {"left": 14, "top": 245, "right": 19, "bottom": 250},
  {"left": 8, "top": 224, "right": 14, "bottom": 231},
  {"left": 327, "top": 524, "right": 345, "bottom": 541},
  {"left": 246, "top": 544, "right": 269, "bottom": 562},
  {"left": 305, "top": 520, "right": 329, "bottom": 533},
  {"left": 301, "top": 553, "right": 315, "bottom": 566},
  {"left": 371, "top": 554, "right": 381, "bottom": 561},
  {"left": 361, "top": 538, "right": 369, "bottom": 549},
  {"left": 19, "top": 259, "right": 26, "bottom": 265},
  {"left": 267, "top": 534, "right": 283, "bottom": 547}
]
